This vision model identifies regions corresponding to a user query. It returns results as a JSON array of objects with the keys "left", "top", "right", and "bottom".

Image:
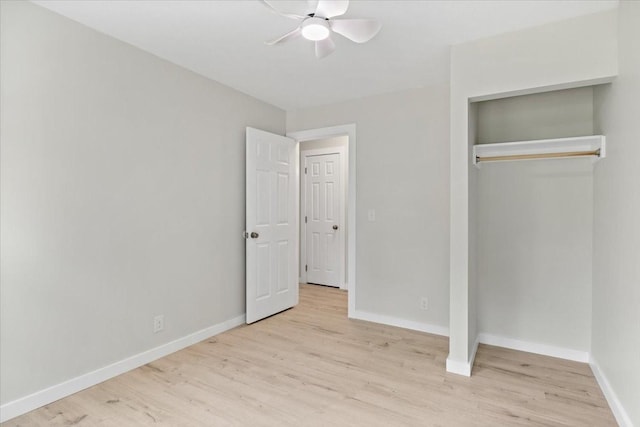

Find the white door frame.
[
  {"left": 287, "top": 124, "right": 356, "bottom": 317},
  {"left": 300, "top": 146, "right": 347, "bottom": 289}
]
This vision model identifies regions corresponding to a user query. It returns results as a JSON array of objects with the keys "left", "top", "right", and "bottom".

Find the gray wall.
[
  {"left": 476, "top": 159, "right": 593, "bottom": 351},
  {"left": 476, "top": 86, "right": 595, "bottom": 144},
  {"left": 300, "top": 136, "right": 348, "bottom": 151},
  {"left": 287, "top": 86, "right": 451, "bottom": 329},
  {"left": 592, "top": 1, "right": 640, "bottom": 424},
  {"left": 0, "top": 1, "right": 284, "bottom": 404}
]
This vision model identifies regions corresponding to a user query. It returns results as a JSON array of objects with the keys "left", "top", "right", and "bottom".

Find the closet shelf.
[{"left": 473, "top": 135, "right": 606, "bottom": 166}]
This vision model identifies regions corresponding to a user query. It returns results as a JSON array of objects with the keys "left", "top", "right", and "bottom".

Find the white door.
[
  {"left": 305, "top": 152, "right": 343, "bottom": 287},
  {"left": 245, "top": 127, "right": 298, "bottom": 324}
]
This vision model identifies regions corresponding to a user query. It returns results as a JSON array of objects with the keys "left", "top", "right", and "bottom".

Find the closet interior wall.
[{"left": 473, "top": 87, "right": 597, "bottom": 353}]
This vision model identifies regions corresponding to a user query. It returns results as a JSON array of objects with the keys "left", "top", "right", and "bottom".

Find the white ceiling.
[{"left": 33, "top": 0, "right": 617, "bottom": 111}]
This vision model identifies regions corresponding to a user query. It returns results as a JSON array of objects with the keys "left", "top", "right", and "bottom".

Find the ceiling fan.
[{"left": 261, "top": 0, "right": 382, "bottom": 58}]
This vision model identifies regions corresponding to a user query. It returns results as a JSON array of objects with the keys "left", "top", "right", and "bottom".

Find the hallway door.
[{"left": 304, "top": 152, "right": 343, "bottom": 287}]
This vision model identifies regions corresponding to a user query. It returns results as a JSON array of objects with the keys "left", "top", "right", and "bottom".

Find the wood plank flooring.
[{"left": 3, "top": 284, "right": 616, "bottom": 426}]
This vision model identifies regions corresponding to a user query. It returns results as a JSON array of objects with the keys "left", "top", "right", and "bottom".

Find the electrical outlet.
[
  {"left": 420, "top": 297, "right": 428, "bottom": 310},
  {"left": 153, "top": 315, "right": 164, "bottom": 333}
]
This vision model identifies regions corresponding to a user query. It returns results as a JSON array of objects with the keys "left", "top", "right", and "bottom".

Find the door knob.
[
  {"left": 250, "top": 232, "right": 259, "bottom": 239},
  {"left": 332, "top": 225, "right": 338, "bottom": 230}
]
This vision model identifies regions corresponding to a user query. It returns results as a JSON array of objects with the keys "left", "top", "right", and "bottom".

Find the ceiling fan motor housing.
[{"left": 301, "top": 17, "right": 331, "bottom": 41}]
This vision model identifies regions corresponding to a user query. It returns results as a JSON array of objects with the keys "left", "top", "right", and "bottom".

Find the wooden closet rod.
[{"left": 476, "top": 149, "right": 601, "bottom": 163}]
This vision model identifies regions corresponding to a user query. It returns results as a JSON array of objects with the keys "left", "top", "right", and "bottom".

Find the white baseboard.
[
  {"left": 469, "top": 335, "right": 480, "bottom": 373},
  {"left": 446, "top": 356, "right": 471, "bottom": 376},
  {"left": 349, "top": 310, "right": 449, "bottom": 337},
  {"left": 445, "top": 336, "right": 479, "bottom": 377},
  {"left": 590, "top": 355, "right": 633, "bottom": 427},
  {"left": 0, "top": 314, "right": 246, "bottom": 423},
  {"left": 477, "top": 332, "right": 589, "bottom": 363}
]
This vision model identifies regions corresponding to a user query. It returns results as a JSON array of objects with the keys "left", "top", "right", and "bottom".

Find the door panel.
[
  {"left": 305, "top": 153, "right": 342, "bottom": 287},
  {"left": 246, "top": 127, "right": 298, "bottom": 323}
]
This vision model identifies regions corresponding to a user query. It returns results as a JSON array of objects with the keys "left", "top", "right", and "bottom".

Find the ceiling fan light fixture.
[
  {"left": 262, "top": 0, "right": 381, "bottom": 58},
  {"left": 301, "top": 18, "right": 330, "bottom": 41}
]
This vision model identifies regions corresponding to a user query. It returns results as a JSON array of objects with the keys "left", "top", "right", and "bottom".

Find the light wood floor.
[{"left": 4, "top": 284, "right": 616, "bottom": 426}]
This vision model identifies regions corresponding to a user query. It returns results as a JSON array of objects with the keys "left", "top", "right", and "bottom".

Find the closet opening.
[{"left": 469, "top": 85, "right": 608, "bottom": 362}]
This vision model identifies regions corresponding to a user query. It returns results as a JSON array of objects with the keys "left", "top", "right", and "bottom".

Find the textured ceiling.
[{"left": 33, "top": 0, "right": 617, "bottom": 110}]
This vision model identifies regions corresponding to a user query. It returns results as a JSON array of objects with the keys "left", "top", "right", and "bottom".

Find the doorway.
[{"left": 287, "top": 124, "right": 356, "bottom": 317}]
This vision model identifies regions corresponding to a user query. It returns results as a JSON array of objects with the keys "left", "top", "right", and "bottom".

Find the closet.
[{"left": 470, "top": 86, "right": 605, "bottom": 357}]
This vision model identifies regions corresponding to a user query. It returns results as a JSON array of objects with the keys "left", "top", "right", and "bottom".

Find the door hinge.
[
  {"left": 305, "top": 167, "right": 307, "bottom": 174},
  {"left": 305, "top": 265, "right": 308, "bottom": 272},
  {"left": 305, "top": 216, "right": 307, "bottom": 223}
]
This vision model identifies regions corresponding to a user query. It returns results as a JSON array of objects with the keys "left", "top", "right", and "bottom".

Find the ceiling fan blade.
[
  {"left": 265, "top": 27, "right": 302, "bottom": 46},
  {"left": 260, "top": 0, "right": 305, "bottom": 20},
  {"left": 315, "top": 36, "right": 336, "bottom": 58},
  {"left": 330, "top": 18, "right": 381, "bottom": 43},
  {"left": 315, "top": 0, "right": 349, "bottom": 19}
]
